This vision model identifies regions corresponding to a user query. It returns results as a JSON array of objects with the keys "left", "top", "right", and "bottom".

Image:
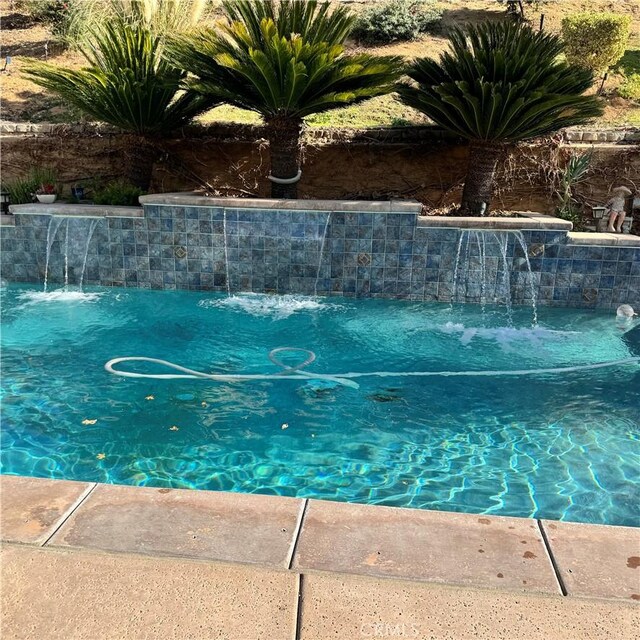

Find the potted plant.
[{"left": 35, "top": 183, "right": 57, "bottom": 204}]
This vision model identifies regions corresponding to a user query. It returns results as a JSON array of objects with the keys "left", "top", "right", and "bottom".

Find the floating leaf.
[
  {"left": 82, "top": 419, "right": 97, "bottom": 425},
  {"left": 169, "top": 426, "right": 180, "bottom": 431},
  {"left": 145, "top": 395, "right": 155, "bottom": 401},
  {"left": 96, "top": 453, "right": 106, "bottom": 460},
  {"left": 201, "top": 402, "right": 208, "bottom": 408},
  {"left": 281, "top": 423, "right": 289, "bottom": 430}
]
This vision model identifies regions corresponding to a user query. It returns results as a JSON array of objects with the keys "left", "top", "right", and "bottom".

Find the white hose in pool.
[{"left": 104, "top": 348, "right": 640, "bottom": 390}]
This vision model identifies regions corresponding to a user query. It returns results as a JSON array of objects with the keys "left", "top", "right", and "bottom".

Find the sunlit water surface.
[{"left": 1, "top": 284, "right": 639, "bottom": 526}]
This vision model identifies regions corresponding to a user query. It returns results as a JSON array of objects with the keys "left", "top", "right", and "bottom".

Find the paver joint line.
[
  {"left": 287, "top": 499, "right": 309, "bottom": 571},
  {"left": 40, "top": 483, "right": 98, "bottom": 548},
  {"left": 537, "top": 518, "right": 568, "bottom": 596},
  {"left": 294, "top": 572, "right": 304, "bottom": 640}
]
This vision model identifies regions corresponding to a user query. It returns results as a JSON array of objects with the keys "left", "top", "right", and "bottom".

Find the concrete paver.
[
  {"left": 298, "top": 571, "right": 639, "bottom": 640},
  {"left": 1, "top": 543, "right": 297, "bottom": 640},
  {"left": 2, "top": 476, "right": 639, "bottom": 640},
  {"left": 0, "top": 475, "right": 93, "bottom": 545},
  {"left": 48, "top": 483, "right": 304, "bottom": 567},
  {"left": 293, "top": 499, "right": 559, "bottom": 593},
  {"left": 541, "top": 519, "right": 640, "bottom": 601}
]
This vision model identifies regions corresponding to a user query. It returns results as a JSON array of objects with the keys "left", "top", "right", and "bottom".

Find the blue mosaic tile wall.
[{"left": 1, "top": 205, "right": 638, "bottom": 309}]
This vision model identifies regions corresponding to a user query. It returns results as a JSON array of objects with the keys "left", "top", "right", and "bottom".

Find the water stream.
[
  {"left": 42, "top": 216, "right": 102, "bottom": 292},
  {"left": 222, "top": 209, "right": 231, "bottom": 296},
  {"left": 314, "top": 212, "right": 332, "bottom": 296},
  {"left": 43, "top": 217, "right": 64, "bottom": 292},
  {"left": 452, "top": 229, "right": 537, "bottom": 325}
]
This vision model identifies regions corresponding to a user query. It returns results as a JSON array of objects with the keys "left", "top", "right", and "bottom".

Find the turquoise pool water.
[{"left": 1, "top": 284, "right": 639, "bottom": 526}]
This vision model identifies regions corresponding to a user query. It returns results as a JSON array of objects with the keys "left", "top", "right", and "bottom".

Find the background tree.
[
  {"left": 168, "top": 0, "right": 403, "bottom": 198},
  {"left": 398, "top": 21, "right": 603, "bottom": 215},
  {"left": 22, "top": 2, "right": 218, "bottom": 191},
  {"left": 562, "top": 12, "right": 631, "bottom": 93}
]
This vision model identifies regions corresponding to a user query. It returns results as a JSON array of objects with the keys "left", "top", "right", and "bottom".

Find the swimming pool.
[{"left": 1, "top": 284, "right": 638, "bottom": 526}]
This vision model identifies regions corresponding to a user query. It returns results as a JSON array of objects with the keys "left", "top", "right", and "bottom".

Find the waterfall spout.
[
  {"left": 314, "top": 212, "right": 331, "bottom": 296},
  {"left": 451, "top": 229, "right": 538, "bottom": 325},
  {"left": 222, "top": 208, "right": 231, "bottom": 297},
  {"left": 42, "top": 216, "right": 102, "bottom": 291}
]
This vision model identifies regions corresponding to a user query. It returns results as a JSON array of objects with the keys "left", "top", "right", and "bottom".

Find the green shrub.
[
  {"left": 92, "top": 180, "right": 144, "bottom": 206},
  {"left": 562, "top": 12, "right": 631, "bottom": 73},
  {"left": 2, "top": 167, "right": 58, "bottom": 205},
  {"left": 618, "top": 74, "right": 640, "bottom": 101},
  {"left": 614, "top": 49, "right": 640, "bottom": 102},
  {"left": 352, "top": 0, "right": 441, "bottom": 45}
]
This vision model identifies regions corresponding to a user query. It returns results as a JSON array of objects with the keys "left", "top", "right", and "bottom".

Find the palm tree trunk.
[
  {"left": 123, "top": 138, "right": 160, "bottom": 192},
  {"left": 266, "top": 117, "right": 303, "bottom": 199},
  {"left": 460, "top": 140, "right": 503, "bottom": 215}
]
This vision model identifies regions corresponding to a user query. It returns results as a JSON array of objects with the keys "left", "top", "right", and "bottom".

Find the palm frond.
[
  {"left": 23, "top": 17, "right": 218, "bottom": 136},
  {"left": 398, "top": 21, "right": 604, "bottom": 142},
  {"left": 167, "top": 0, "right": 403, "bottom": 120}
]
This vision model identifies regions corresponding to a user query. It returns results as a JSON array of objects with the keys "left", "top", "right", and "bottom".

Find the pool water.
[{"left": 1, "top": 284, "right": 639, "bottom": 527}]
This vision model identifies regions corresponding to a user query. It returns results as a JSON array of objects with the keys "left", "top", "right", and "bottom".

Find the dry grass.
[{"left": 1, "top": 0, "right": 638, "bottom": 127}]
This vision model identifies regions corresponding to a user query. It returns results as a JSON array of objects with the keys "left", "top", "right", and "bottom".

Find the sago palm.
[
  {"left": 168, "top": 0, "right": 403, "bottom": 198},
  {"left": 23, "top": 16, "right": 218, "bottom": 190},
  {"left": 398, "top": 21, "right": 603, "bottom": 215}
]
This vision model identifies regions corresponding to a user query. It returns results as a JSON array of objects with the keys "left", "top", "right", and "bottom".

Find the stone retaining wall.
[
  {"left": 2, "top": 123, "right": 638, "bottom": 225},
  {"left": 1, "top": 121, "right": 639, "bottom": 143}
]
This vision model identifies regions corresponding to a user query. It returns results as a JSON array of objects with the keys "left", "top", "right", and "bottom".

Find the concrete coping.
[
  {"left": 8, "top": 203, "right": 144, "bottom": 218},
  {"left": 567, "top": 231, "right": 640, "bottom": 247},
  {"left": 139, "top": 192, "right": 423, "bottom": 213},
  {"left": 417, "top": 212, "right": 573, "bottom": 231},
  {"left": 2, "top": 475, "right": 639, "bottom": 602}
]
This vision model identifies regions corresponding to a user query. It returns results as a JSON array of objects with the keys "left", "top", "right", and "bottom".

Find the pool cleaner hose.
[{"left": 104, "top": 348, "right": 640, "bottom": 390}]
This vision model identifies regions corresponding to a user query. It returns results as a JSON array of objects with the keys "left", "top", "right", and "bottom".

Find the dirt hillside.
[{"left": 1, "top": 0, "right": 638, "bottom": 126}]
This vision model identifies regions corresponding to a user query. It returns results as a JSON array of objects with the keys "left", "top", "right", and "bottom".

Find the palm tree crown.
[
  {"left": 24, "top": 18, "right": 215, "bottom": 137},
  {"left": 23, "top": 17, "right": 218, "bottom": 189},
  {"left": 397, "top": 21, "right": 603, "bottom": 215},
  {"left": 168, "top": 0, "right": 403, "bottom": 197},
  {"left": 398, "top": 21, "right": 602, "bottom": 142}
]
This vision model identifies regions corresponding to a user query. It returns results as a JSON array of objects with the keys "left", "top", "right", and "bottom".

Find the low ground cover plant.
[{"left": 92, "top": 179, "right": 144, "bottom": 206}]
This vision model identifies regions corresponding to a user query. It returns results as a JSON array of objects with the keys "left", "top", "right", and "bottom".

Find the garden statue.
[{"left": 605, "top": 185, "right": 632, "bottom": 233}]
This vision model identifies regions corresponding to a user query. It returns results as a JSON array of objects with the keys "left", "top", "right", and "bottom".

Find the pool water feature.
[
  {"left": 452, "top": 229, "right": 538, "bottom": 324},
  {"left": 43, "top": 216, "right": 102, "bottom": 291},
  {"left": 1, "top": 284, "right": 639, "bottom": 527},
  {"left": 221, "top": 208, "right": 332, "bottom": 296}
]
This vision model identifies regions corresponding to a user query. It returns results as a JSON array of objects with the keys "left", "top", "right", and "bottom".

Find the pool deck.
[{"left": 1, "top": 475, "right": 638, "bottom": 639}]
